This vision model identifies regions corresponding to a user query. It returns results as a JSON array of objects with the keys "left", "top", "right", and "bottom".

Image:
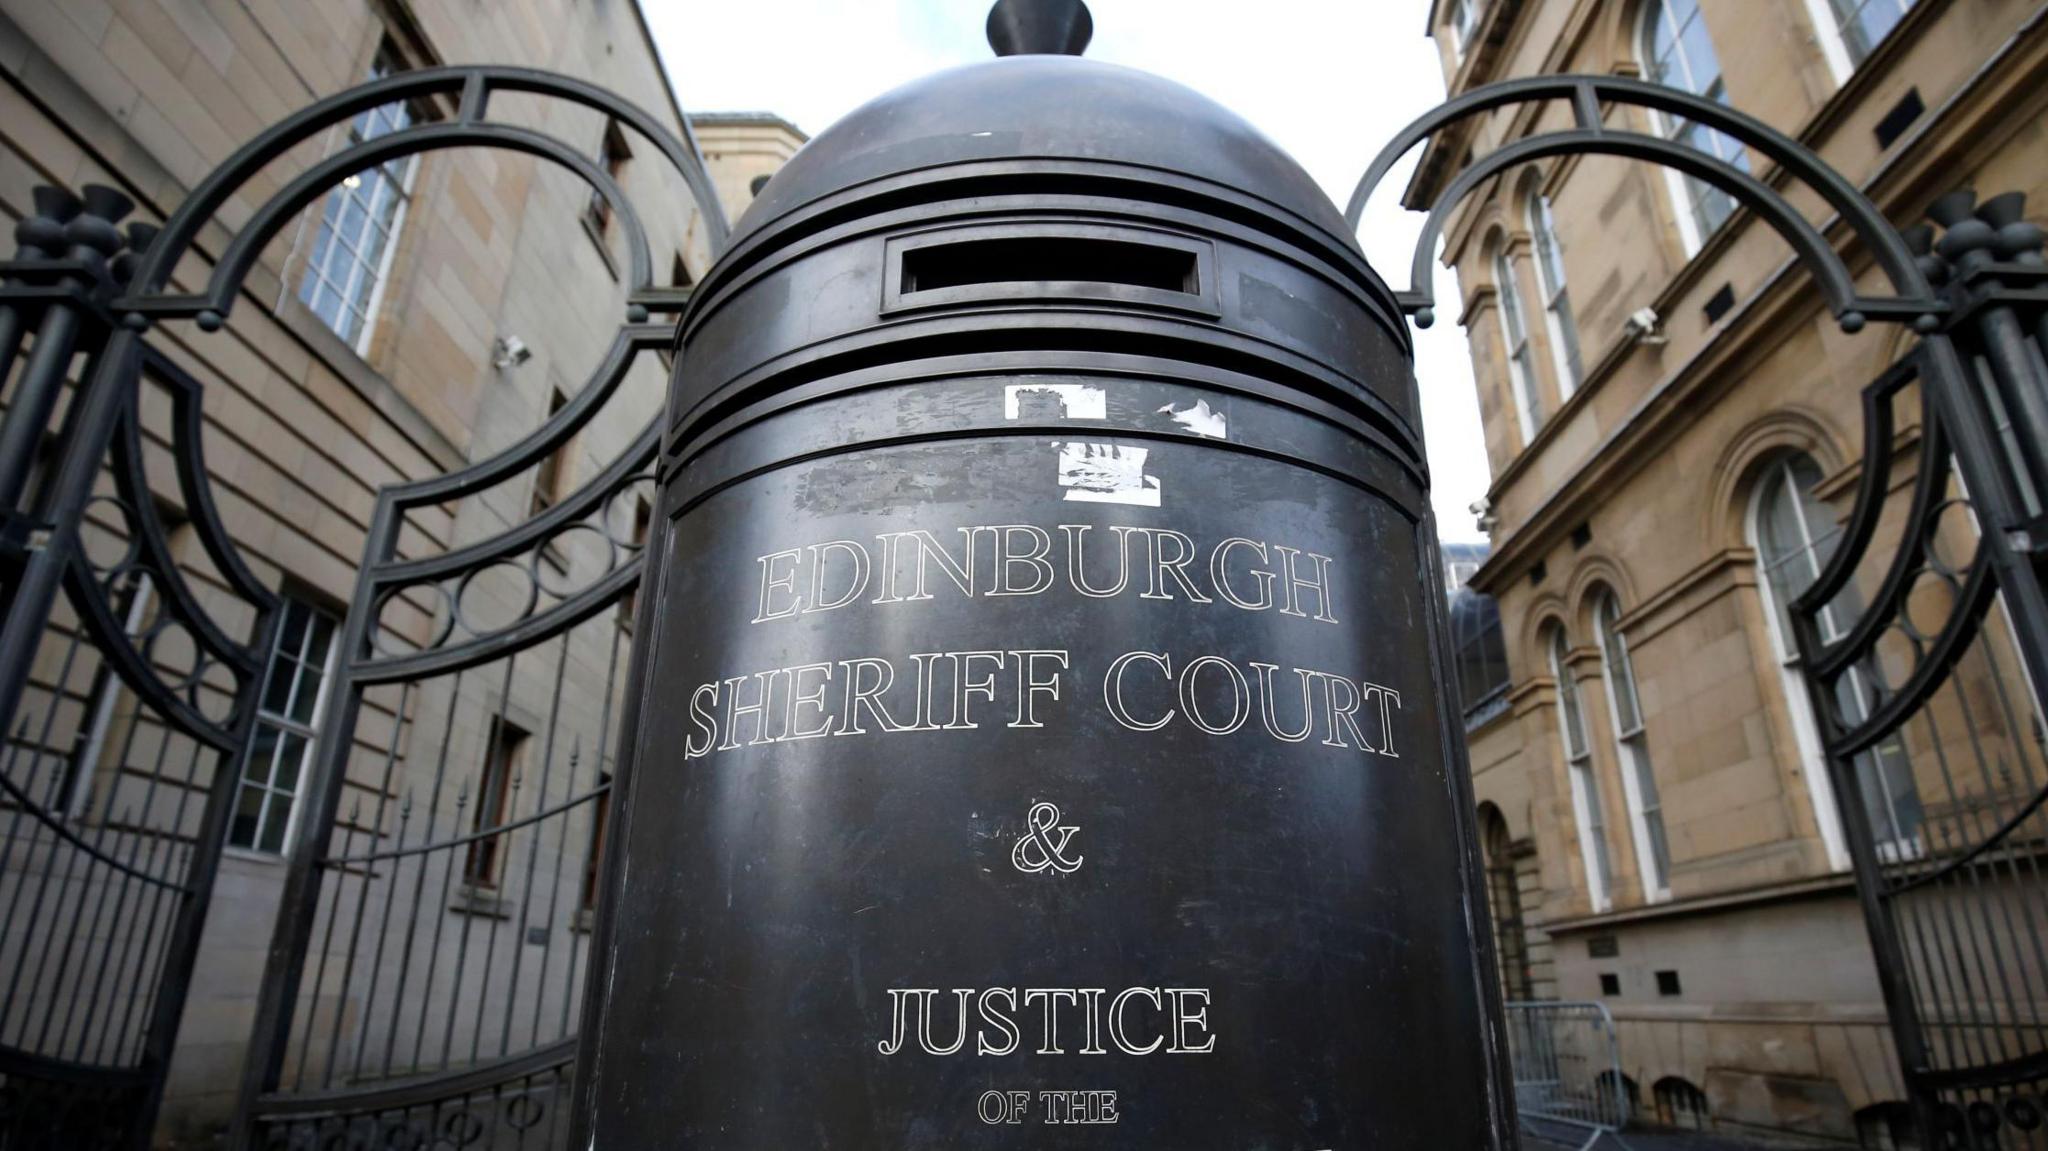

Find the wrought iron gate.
[
  {"left": 1352, "top": 77, "right": 2048, "bottom": 1150},
  {"left": 0, "top": 188, "right": 281, "bottom": 1147},
  {"left": 2, "top": 64, "right": 724, "bottom": 1149},
  {"left": 1789, "top": 193, "right": 2048, "bottom": 1150}
]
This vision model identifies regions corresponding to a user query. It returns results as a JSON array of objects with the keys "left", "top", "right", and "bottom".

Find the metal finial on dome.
[{"left": 987, "top": 0, "right": 1092, "bottom": 56}]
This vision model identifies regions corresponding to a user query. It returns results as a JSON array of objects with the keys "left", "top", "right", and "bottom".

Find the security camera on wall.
[
  {"left": 492, "top": 335, "right": 533, "bottom": 369},
  {"left": 1624, "top": 307, "right": 1667, "bottom": 346}
]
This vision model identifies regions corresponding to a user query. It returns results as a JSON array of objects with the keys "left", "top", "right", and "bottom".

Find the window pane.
[
  {"left": 236, "top": 599, "right": 336, "bottom": 853},
  {"left": 1677, "top": 16, "right": 1718, "bottom": 92},
  {"left": 230, "top": 783, "right": 266, "bottom": 849},
  {"left": 258, "top": 795, "right": 293, "bottom": 853},
  {"left": 305, "top": 612, "right": 336, "bottom": 669},
  {"left": 248, "top": 724, "right": 282, "bottom": 785},
  {"left": 310, "top": 283, "right": 344, "bottom": 330},
  {"left": 1603, "top": 628, "right": 1641, "bottom": 731},
  {"left": 262, "top": 656, "right": 298, "bottom": 716},
  {"left": 274, "top": 732, "right": 309, "bottom": 792}
]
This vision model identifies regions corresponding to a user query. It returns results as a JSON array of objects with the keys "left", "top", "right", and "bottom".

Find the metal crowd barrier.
[{"left": 1505, "top": 1001, "right": 1636, "bottom": 1150}]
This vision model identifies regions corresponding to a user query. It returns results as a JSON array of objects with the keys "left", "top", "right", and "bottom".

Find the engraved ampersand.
[{"left": 1011, "top": 801, "right": 1083, "bottom": 875}]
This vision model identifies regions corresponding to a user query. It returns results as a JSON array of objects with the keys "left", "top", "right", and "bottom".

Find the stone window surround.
[
  {"left": 225, "top": 595, "right": 342, "bottom": 859},
  {"left": 1593, "top": 590, "right": 1672, "bottom": 903},
  {"left": 1549, "top": 625, "right": 1617, "bottom": 913}
]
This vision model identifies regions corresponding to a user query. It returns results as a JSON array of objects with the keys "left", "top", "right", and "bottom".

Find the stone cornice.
[
  {"left": 1618, "top": 547, "right": 1756, "bottom": 648},
  {"left": 1538, "top": 871, "right": 1859, "bottom": 936}
]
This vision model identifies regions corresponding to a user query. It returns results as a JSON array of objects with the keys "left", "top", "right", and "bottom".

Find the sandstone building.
[
  {"left": 1421, "top": 0, "right": 2048, "bottom": 1141},
  {"left": 0, "top": 0, "right": 798, "bottom": 1141}
]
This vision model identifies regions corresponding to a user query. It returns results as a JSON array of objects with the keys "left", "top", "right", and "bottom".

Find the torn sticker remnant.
[
  {"left": 1055, "top": 441, "right": 1161, "bottom": 507},
  {"left": 1157, "top": 399, "right": 1226, "bottom": 439},
  {"left": 1005, "top": 382, "right": 1107, "bottom": 420}
]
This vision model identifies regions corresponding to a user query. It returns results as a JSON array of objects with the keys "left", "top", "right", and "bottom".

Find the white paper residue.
[
  {"left": 1157, "top": 399, "right": 1227, "bottom": 439},
  {"left": 1056, "top": 441, "right": 1161, "bottom": 507},
  {"left": 1005, "top": 383, "right": 1107, "bottom": 420}
]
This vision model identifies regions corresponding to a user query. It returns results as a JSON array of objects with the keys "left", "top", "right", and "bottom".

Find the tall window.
[
  {"left": 1596, "top": 593, "right": 1671, "bottom": 900},
  {"left": 1481, "top": 806, "right": 1533, "bottom": 1001},
  {"left": 530, "top": 387, "right": 572, "bottom": 518},
  {"left": 465, "top": 717, "right": 527, "bottom": 887},
  {"left": 585, "top": 120, "right": 631, "bottom": 236},
  {"left": 297, "top": 47, "right": 419, "bottom": 351},
  {"left": 1552, "top": 627, "right": 1613, "bottom": 910},
  {"left": 1528, "top": 187, "right": 1583, "bottom": 396},
  {"left": 1450, "top": 0, "right": 1483, "bottom": 56},
  {"left": 1640, "top": 0, "right": 1746, "bottom": 252},
  {"left": 1495, "top": 244, "right": 1543, "bottom": 446},
  {"left": 1810, "top": 0, "right": 1918, "bottom": 80},
  {"left": 1752, "top": 453, "right": 1924, "bottom": 862},
  {"left": 230, "top": 599, "right": 338, "bottom": 853}
]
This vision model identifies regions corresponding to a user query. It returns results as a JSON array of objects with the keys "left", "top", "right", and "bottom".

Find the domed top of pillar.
[{"left": 725, "top": 2, "right": 1364, "bottom": 267}]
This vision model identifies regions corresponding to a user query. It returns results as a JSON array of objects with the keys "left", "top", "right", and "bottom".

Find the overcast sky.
[{"left": 645, "top": 0, "right": 1487, "bottom": 543}]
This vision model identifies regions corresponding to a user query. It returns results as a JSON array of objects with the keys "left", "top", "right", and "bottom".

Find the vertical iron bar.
[
  {"left": 1911, "top": 703, "right": 2015, "bottom": 1069},
  {"left": 1969, "top": 626, "right": 2048, "bottom": 1048},
  {"left": 62, "top": 651, "right": 171, "bottom": 1058},
  {"left": 500, "top": 633, "right": 569, "bottom": 1056},
  {"left": 296, "top": 799, "right": 359, "bottom": 1088},
  {"left": 1941, "top": 658, "right": 2048, "bottom": 1046},
  {"left": 230, "top": 484, "right": 397, "bottom": 1149},
  {"left": 465, "top": 763, "right": 513, "bottom": 1063},
  {"left": 325, "top": 681, "right": 412, "bottom": 1082},
  {"left": 0, "top": 630, "right": 88, "bottom": 1013},
  {"left": 443, "top": 651, "right": 517, "bottom": 1066},
  {"left": 384, "top": 667, "right": 466, "bottom": 1077},
  {"left": 1972, "top": 302, "right": 2048, "bottom": 504},
  {"left": 416, "top": 797, "right": 462, "bottom": 1070},
  {"left": 108, "top": 821, "right": 174, "bottom": 1065},
  {"left": 0, "top": 300, "right": 83, "bottom": 517},
  {"left": 51, "top": 806, "right": 129, "bottom": 1052},
  {"left": 92, "top": 821, "right": 165, "bottom": 1065},
  {"left": 532, "top": 738, "right": 578, "bottom": 1045}
]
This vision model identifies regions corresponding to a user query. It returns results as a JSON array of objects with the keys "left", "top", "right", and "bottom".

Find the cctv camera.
[
  {"left": 1624, "top": 308, "right": 1666, "bottom": 346},
  {"left": 492, "top": 335, "right": 532, "bottom": 369}
]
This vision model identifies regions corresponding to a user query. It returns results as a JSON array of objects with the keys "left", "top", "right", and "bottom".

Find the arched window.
[
  {"left": 1494, "top": 242, "right": 1543, "bottom": 446},
  {"left": 1480, "top": 805, "right": 1533, "bottom": 1002},
  {"left": 1751, "top": 453, "right": 1925, "bottom": 864},
  {"left": 1551, "top": 626, "right": 1613, "bottom": 910},
  {"left": 1653, "top": 1077, "right": 1711, "bottom": 1130},
  {"left": 1807, "top": 0, "right": 1919, "bottom": 82},
  {"left": 1639, "top": 0, "right": 1746, "bottom": 253},
  {"left": 1527, "top": 185, "right": 1583, "bottom": 396},
  {"left": 1595, "top": 593, "right": 1671, "bottom": 901}
]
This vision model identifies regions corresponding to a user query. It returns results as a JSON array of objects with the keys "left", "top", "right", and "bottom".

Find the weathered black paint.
[{"left": 582, "top": 47, "right": 1511, "bottom": 1150}]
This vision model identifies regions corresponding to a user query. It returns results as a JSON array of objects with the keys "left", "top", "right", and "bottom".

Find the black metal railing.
[
  {"left": 0, "top": 187, "right": 280, "bottom": 1148},
  {"left": 1789, "top": 193, "right": 2048, "bottom": 1149}
]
